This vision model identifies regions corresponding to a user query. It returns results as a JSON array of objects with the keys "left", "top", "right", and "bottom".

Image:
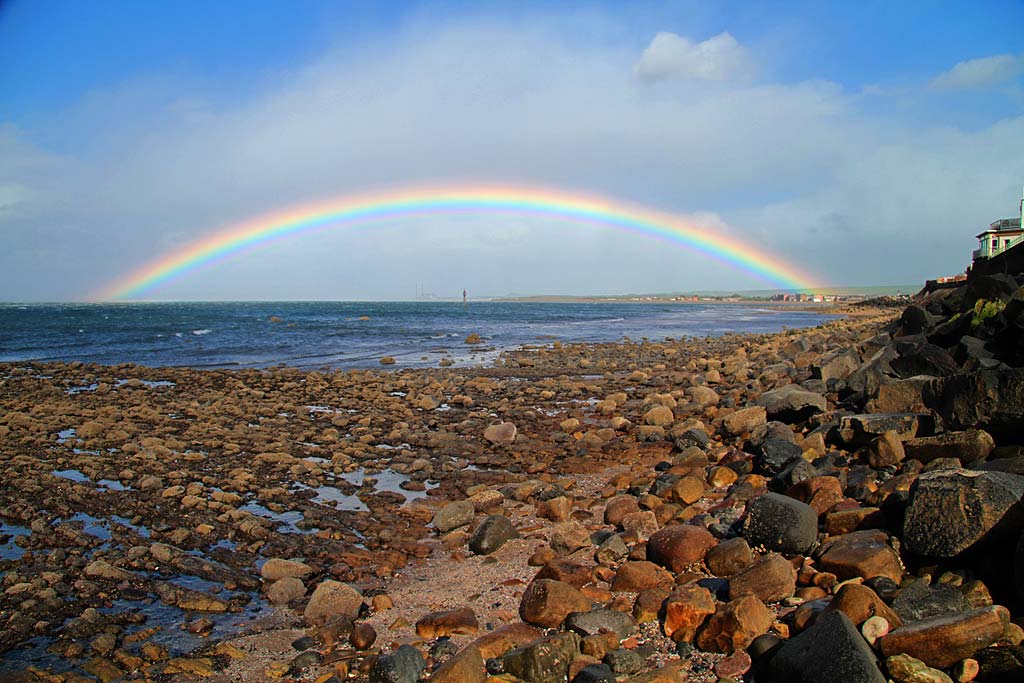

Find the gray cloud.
[{"left": 0, "top": 19, "right": 1022, "bottom": 300}]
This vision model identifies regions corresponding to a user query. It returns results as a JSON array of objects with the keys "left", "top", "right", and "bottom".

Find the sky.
[{"left": 1, "top": 1, "right": 1023, "bottom": 301}]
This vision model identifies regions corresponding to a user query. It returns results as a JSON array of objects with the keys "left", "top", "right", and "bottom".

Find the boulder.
[
  {"left": 643, "top": 405, "right": 675, "bottom": 427},
  {"left": 304, "top": 581, "right": 364, "bottom": 626},
  {"left": 471, "top": 622, "right": 543, "bottom": 659},
  {"left": 755, "top": 385, "right": 827, "bottom": 422},
  {"left": 416, "top": 607, "right": 479, "bottom": 638},
  {"left": 662, "top": 584, "right": 716, "bottom": 643},
  {"left": 722, "top": 406, "right": 767, "bottom": 437},
  {"left": 519, "top": 579, "right": 592, "bottom": 629},
  {"left": 866, "top": 376, "right": 932, "bottom": 414},
  {"left": 646, "top": 525, "right": 718, "bottom": 573},
  {"left": 429, "top": 645, "right": 486, "bottom": 683},
  {"left": 884, "top": 654, "right": 953, "bottom": 683},
  {"left": 742, "top": 492, "right": 818, "bottom": 555},
  {"left": 817, "top": 530, "right": 904, "bottom": 583},
  {"left": 705, "top": 537, "right": 753, "bottom": 578},
  {"left": 610, "top": 561, "right": 674, "bottom": 592},
  {"left": 879, "top": 605, "right": 1010, "bottom": 669},
  {"left": 867, "top": 430, "right": 906, "bottom": 468},
  {"left": 924, "top": 369, "right": 1024, "bottom": 441},
  {"left": 369, "top": 644, "right": 424, "bottom": 683},
  {"left": 823, "top": 583, "right": 902, "bottom": 628},
  {"left": 484, "top": 422, "right": 517, "bottom": 445},
  {"left": 727, "top": 552, "right": 797, "bottom": 603},
  {"left": 266, "top": 577, "right": 306, "bottom": 604},
  {"left": 903, "top": 430, "right": 995, "bottom": 465},
  {"left": 260, "top": 558, "right": 313, "bottom": 581},
  {"left": 565, "top": 609, "right": 637, "bottom": 640},
  {"left": 469, "top": 515, "right": 520, "bottom": 555},
  {"left": 695, "top": 595, "right": 773, "bottom": 654},
  {"left": 433, "top": 501, "right": 476, "bottom": 532},
  {"left": 769, "top": 610, "right": 886, "bottom": 683},
  {"left": 903, "top": 469, "right": 1024, "bottom": 558},
  {"left": 503, "top": 632, "right": 581, "bottom": 683}
]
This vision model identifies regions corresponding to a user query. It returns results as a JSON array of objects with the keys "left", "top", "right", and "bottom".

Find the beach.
[{"left": 1, "top": 285, "right": 1022, "bottom": 682}]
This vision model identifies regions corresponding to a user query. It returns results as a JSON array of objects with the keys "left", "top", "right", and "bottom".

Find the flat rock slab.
[
  {"left": 755, "top": 384, "right": 827, "bottom": 422},
  {"left": 903, "top": 430, "right": 995, "bottom": 464}
]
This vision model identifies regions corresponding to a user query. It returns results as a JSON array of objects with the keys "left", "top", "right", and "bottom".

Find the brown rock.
[
  {"left": 416, "top": 607, "right": 479, "bottom": 638},
  {"left": 537, "top": 496, "right": 572, "bottom": 522},
  {"left": 817, "top": 530, "right": 904, "bottom": 583},
  {"left": 663, "top": 584, "right": 716, "bottom": 643},
  {"left": 696, "top": 595, "right": 774, "bottom": 654},
  {"left": 84, "top": 560, "right": 136, "bottom": 582},
  {"left": 644, "top": 405, "right": 675, "bottom": 427},
  {"left": 304, "top": 580, "right": 364, "bottom": 627},
  {"left": 632, "top": 588, "right": 671, "bottom": 624},
  {"left": 904, "top": 430, "right": 995, "bottom": 465},
  {"left": 885, "top": 653, "right": 953, "bottom": 683},
  {"left": 868, "top": 430, "right": 906, "bottom": 468},
  {"left": 266, "top": 576, "right": 306, "bottom": 604},
  {"left": 787, "top": 476, "right": 845, "bottom": 515},
  {"left": 646, "top": 525, "right": 718, "bottom": 573},
  {"left": 707, "top": 466, "right": 739, "bottom": 489},
  {"left": 611, "top": 561, "right": 674, "bottom": 592},
  {"left": 713, "top": 651, "right": 753, "bottom": 679},
  {"left": 429, "top": 645, "right": 486, "bottom": 683},
  {"left": 471, "top": 622, "right": 543, "bottom": 659},
  {"left": 519, "top": 579, "right": 592, "bottom": 628},
  {"left": 823, "top": 583, "right": 902, "bottom": 627},
  {"left": 727, "top": 552, "right": 796, "bottom": 603},
  {"left": 605, "top": 495, "right": 641, "bottom": 526},
  {"left": 350, "top": 623, "right": 377, "bottom": 650},
  {"left": 549, "top": 522, "right": 591, "bottom": 555},
  {"left": 722, "top": 406, "right": 767, "bottom": 437},
  {"left": 879, "top": 605, "right": 1010, "bottom": 669},
  {"left": 705, "top": 537, "right": 753, "bottom": 578},
  {"left": 260, "top": 558, "right": 313, "bottom": 581},
  {"left": 484, "top": 422, "right": 517, "bottom": 445},
  {"left": 536, "top": 559, "right": 593, "bottom": 589},
  {"left": 825, "top": 506, "right": 884, "bottom": 536},
  {"left": 669, "top": 477, "right": 705, "bottom": 505}
]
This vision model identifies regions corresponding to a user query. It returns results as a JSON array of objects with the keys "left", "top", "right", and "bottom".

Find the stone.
[
  {"left": 904, "top": 430, "right": 995, "bottom": 464},
  {"left": 722, "top": 406, "right": 767, "bottom": 437},
  {"left": 817, "top": 530, "right": 904, "bottom": 583},
  {"left": 768, "top": 610, "right": 886, "bottom": 683},
  {"left": 266, "top": 576, "right": 306, "bottom": 604},
  {"left": 484, "top": 422, "right": 517, "bottom": 446},
  {"left": 695, "top": 595, "right": 773, "bottom": 654},
  {"left": 713, "top": 651, "right": 753, "bottom": 679},
  {"left": 757, "top": 439, "right": 805, "bottom": 477},
  {"left": 537, "top": 496, "right": 573, "bottom": 522},
  {"left": 604, "top": 649, "right": 643, "bottom": 675},
  {"left": 260, "top": 558, "right": 314, "bottom": 581},
  {"left": 862, "top": 616, "right": 891, "bottom": 645},
  {"left": 689, "top": 386, "right": 720, "bottom": 408},
  {"left": 886, "top": 654, "right": 954, "bottom": 683},
  {"left": 742, "top": 492, "right": 818, "bottom": 555},
  {"left": 537, "top": 559, "right": 593, "bottom": 588},
  {"left": 755, "top": 385, "right": 827, "bottom": 422},
  {"left": 668, "top": 476, "right": 705, "bottom": 505},
  {"left": 379, "top": 356, "right": 396, "bottom": 365},
  {"left": 429, "top": 645, "right": 486, "bottom": 683},
  {"left": 645, "top": 525, "right": 717, "bottom": 573},
  {"left": 823, "top": 583, "right": 903, "bottom": 627},
  {"left": 903, "top": 469, "right": 1024, "bottom": 557},
  {"left": 565, "top": 609, "right": 637, "bottom": 640},
  {"left": 814, "top": 348, "right": 861, "bottom": 383},
  {"left": 350, "top": 623, "right": 377, "bottom": 650},
  {"left": 867, "top": 377, "right": 932, "bottom": 414},
  {"left": 572, "top": 664, "right": 616, "bottom": 683},
  {"left": 879, "top": 606, "right": 1010, "bottom": 669},
  {"left": 304, "top": 581, "right": 364, "bottom": 627},
  {"left": 369, "top": 644, "right": 425, "bottom": 683},
  {"left": 644, "top": 405, "right": 675, "bottom": 427},
  {"left": 471, "top": 622, "right": 543, "bottom": 659},
  {"left": 837, "top": 413, "right": 930, "bottom": 447},
  {"left": 892, "top": 580, "right": 968, "bottom": 623},
  {"left": 416, "top": 607, "right": 479, "bottom": 638},
  {"left": 924, "top": 369, "right": 1024, "bottom": 442},
  {"left": 433, "top": 501, "right": 476, "bottom": 532},
  {"left": 706, "top": 537, "right": 753, "bottom": 577},
  {"left": 549, "top": 522, "right": 592, "bottom": 555},
  {"left": 519, "top": 579, "right": 592, "bottom": 629},
  {"left": 727, "top": 552, "right": 797, "bottom": 603},
  {"left": 610, "top": 561, "right": 674, "bottom": 592},
  {"left": 469, "top": 515, "right": 519, "bottom": 555},
  {"left": 662, "top": 584, "right": 716, "bottom": 643},
  {"left": 868, "top": 430, "right": 906, "bottom": 468},
  {"left": 595, "top": 534, "right": 629, "bottom": 565},
  {"left": 604, "top": 496, "right": 641, "bottom": 526},
  {"left": 786, "top": 476, "right": 845, "bottom": 516},
  {"left": 84, "top": 560, "right": 136, "bottom": 582},
  {"left": 503, "top": 632, "right": 582, "bottom": 683}
]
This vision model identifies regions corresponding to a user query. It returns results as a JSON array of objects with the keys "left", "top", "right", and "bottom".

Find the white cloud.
[
  {"left": 929, "top": 53, "right": 1024, "bottom": 90},
  {"left": 634, "top": 31, "right": 750, "bottom": 82}
]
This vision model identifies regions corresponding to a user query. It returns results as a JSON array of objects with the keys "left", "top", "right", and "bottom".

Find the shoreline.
[{"left": 2, "top": 283, "right": 1022, "bottom": 682}]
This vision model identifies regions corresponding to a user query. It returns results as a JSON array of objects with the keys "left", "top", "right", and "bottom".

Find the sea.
[{"left": 0, "top": 301, "right": 836, "bottom": 370}]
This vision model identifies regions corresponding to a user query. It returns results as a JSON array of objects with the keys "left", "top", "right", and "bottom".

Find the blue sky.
[{"left": 1, "top": 1, "right": 1023, "bottom": 299}]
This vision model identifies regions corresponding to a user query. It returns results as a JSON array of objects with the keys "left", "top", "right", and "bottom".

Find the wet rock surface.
[{"left": 3, "top": 278, "right": 1024, "bottom": 682}]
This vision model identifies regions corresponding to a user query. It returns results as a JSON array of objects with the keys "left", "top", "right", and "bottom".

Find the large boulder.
[
  {"left": 924, "top": 369, "right": 1024, "bottom": 442},
  {"left": 503, "top": 632, "right": 581, "bottom": 683},
  {"left": 722, "top": 406, "right": 767, "bottom": 437},
  {"left": 646, "top": 525, "right": 718, "bottom": 573},
  {"left": 879, "top": 606, "right": 1010, "bottom": 669},
  {"left": 742, "top": 492, "right": 818, "bottom": 555},
  {"left": 726, "top": 552, "right": 797, "bottom": 603},
  {"left": 816, "top": 530, "right": 904, "bottom": 584},
  {"left": 903, "top": 430, "right": 995, "bottom": 464},
  {"left": 303, "top": 580, "right": 364, "bottom": 626},
  {"left": 903, "top": 469, "right": 1024, "bottom": 558},
  {"left": 755, "top": 385, "right": 827, "bottom": 422},
  {"left": 469, "top": 515, "right": 520, "bottom": 555},
  {"left": 768, "top": 610, "right": 886, "bottom": 683},
  {"left": 519, "top": 579, "right": 592, "bottom": 629}
]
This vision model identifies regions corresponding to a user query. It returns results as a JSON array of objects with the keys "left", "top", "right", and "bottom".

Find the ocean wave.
[{"left": 191, "top": 329, "right": 212, "bottom": 336}]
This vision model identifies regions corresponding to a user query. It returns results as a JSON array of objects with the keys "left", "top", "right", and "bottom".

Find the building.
[{"left": 973, "top": 186, "right": 1024, "bottom": 261}]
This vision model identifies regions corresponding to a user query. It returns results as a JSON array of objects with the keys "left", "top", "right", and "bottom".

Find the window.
[{"left": 993, "top": 239, "right": 998, "bottom": 250}]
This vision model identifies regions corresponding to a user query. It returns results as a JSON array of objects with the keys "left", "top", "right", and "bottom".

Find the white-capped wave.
[{"left": 191, "top": 329, "right": 212, "bottom": 336}]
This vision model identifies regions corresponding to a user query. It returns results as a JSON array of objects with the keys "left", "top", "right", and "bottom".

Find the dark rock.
[
  {"left": 503, "top": 632, "right": 581, "bottom": 683},
  {"left": 756, "top": 439, "right": 804, "bottom": 478},
  {"left": 742, "top": 492, "right": 818, "bottom": 555},
  {"left": 289, "top": 650, "right": 323, "bottom": 674},
  {"left": 835, "top": 413, "right": 932, "bottom": 448},
  {"left": 896, "top": 305, "right": 936, "bottom": 336},
  {"left": 892, "top": 579, "right": 968, "bottom": 623},
  {"left": 903, "top": 468, "right": 1024, "bottom": 557},
  {"left": 673, "top": 428, "right": 709, "bottom": 450},
  {"left": 889, "top": 342, "right": 958, "bottom": 379},
  {"left": 603, "top": 649, "right": 644, "bottom": 676},
  {"left": 813, "top": 349, "right": 860, "bottom": 383},
  {"left": 571, "top": 663, "right": 616, "bottom": 683},
  {"left": 469, "top": 515, "right": 519, "bottom": 555},
  {"left": 924, "top": 369, "right": 1024, "bottom": 442},
  {"left": 768, "top": 610, "right": 886, "bottom": 683},
  {"left": 369, "top": 644, "right": 425, "bottom": 683},
  {"left": 973, "top": 645, "right": 1024, "bottom": 683}
]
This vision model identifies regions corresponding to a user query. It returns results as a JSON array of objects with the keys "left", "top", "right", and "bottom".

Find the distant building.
[{"left": 973, "top": 186, "right": 1024, "bottom": 261}]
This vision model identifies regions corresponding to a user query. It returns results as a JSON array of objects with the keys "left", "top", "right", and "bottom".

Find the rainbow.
[{"left": 97, "top": 183, "right": 819, "bottom": 300}]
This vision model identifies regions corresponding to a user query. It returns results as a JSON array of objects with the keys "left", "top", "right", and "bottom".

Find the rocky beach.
[{"left": 2, "top": 275, "right": 1023, "bottom": 683}]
